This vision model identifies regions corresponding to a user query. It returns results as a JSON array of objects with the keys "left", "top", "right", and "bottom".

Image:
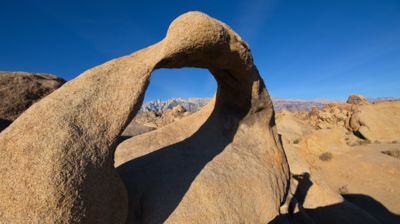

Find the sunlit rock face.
[
  {"left": 0, "top": 11, "right": 289, "bottom": 224},
  {"left": 0, "top": 71, "right": 65, "bottom": 131},
  {"left": 116, "top": 12, "right": 289, "bottom": 223}
]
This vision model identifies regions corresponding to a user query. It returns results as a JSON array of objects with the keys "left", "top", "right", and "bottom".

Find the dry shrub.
[
  {"left": 358, "top": 139, "right": 371, "bottom": 145},
  {"left": 319, "top": 152, "right": 333, "bottom": 161},
  {"left": 382, "top": 150, "right": 400, "bottom": 159}
]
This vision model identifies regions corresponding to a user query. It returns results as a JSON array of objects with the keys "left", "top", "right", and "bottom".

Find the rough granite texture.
[
  {"left": 349, "top": 101, "right": 400, "bottom": 142},
  {"left": 347, "top": 94, "right": 369, "bottom": 105},
  {"left": 0, "top": 71, "right": 65, "bottom": 131},
  {"left": 0, "top": 12, "right": 289, "bottom": 223},
  {"left": 115, "top": 12, "right": 289, "bottom": 223}
]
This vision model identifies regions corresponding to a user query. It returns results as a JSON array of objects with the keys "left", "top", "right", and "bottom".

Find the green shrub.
[{"left": 293, "top": 139, "right": 301, "bottom": 144}]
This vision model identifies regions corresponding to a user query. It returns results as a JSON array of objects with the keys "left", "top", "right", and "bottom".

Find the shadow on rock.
[
  {"left": 117, "top": 108, "right": 244, "bottom": 223},
  {"left": 270, "top": 172, "right": 399, "bottom": 224},
  {"left": 288, "top": 173, "right": 313, "bottom": 216},
  {"left": 343, "top": 194, "right": 400, "bottom": 224},
  {"left": 0, "top": 119, "right": 12, "bottom": 132}
]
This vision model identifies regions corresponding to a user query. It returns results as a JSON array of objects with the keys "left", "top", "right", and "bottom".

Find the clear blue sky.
[{"left": 1, "top": 0, "right": 399, "bottom": 101}]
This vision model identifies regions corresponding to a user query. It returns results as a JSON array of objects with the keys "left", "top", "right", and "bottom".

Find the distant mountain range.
[
  {"left": 270, "top": 97, "right": 326, "bottom": 111},
  {"left": 142, "top": 98, "right": 210, "bottom": 112},
  {"left": 366, "top": 97, "right": 400, "bottom": 103},
  {"left": 142, "top": 97, "right": 328, "bottom": 112},
  {"left": 141, "top": 96, "right": 399, "bottom": 113}
]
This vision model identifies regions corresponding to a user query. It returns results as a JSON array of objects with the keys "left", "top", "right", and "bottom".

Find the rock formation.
[
  {"left": 0, "top": 11, "right": 289, "bottom": 223},
  {"left": 275, "top": 99, "right": 400, "bottom": 223},
  {"left": 275, "top": 136, "right": 381, "bottom": 224},
  {"left": 349, "top": 101, "right": 400, "bottom": 142},
  {"left": 115, "top": 12, "right": 290, "bottom": 223},
  {"left": 307, "top": 103, "right": 351, "bottom": 130},
  {"left": 347, "top": 94, "right": 369, "bottom": 105},
  {"left": 129, "top": 105, "right": 190, "bottom": 132},
  {"left": 0, "top": 71, "right": 65, "bottom": 131},
  {"left": 121, "top": 120, "right": 157, "bottom": 138}
]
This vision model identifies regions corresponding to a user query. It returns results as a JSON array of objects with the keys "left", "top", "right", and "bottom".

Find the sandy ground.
[{"left": 311, "top": 143, "right": 400, "bottom": 223}]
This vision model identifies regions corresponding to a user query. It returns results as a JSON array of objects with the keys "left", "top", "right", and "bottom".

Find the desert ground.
[{"left": 117, "top": 94, "right": 400, "bottom": 224}]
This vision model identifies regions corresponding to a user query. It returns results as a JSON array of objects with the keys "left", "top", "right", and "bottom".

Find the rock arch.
[{"left": 0, "top": 12, "right": 289, "bottom": 223}]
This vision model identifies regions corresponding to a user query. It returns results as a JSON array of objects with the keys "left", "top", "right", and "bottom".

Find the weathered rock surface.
[
  {"left": 349, "top": 101, "right": 400, "bottom": 142},
  {"left": 307, "top": 102, "right": 351, "bottom": 130},
  {"left": 0, "top": 71, "right": 65, "bottom": 131},
  {"left": 121, "top": 120, "right": 157, "bottom": 138},
  {"left": 115, "top": 12, "right": 290, "bottom": 223},
  {"left": 0, "top": 11, "right": 289, "bottom": 223},
  {"left": 272, "top": 134, "right": 381, "bottom": 224},
  {"left": 276, "top": 102, "right": 400, "bottom": 223},
  {"left": 347, "top": 94, "right": 369, "bottom": 105},
  {"left": 128, "top": 105, "right": 190, "bottom": 130},
  {"left": 315, "top": 143, "right": 400, "bottom": 224}
]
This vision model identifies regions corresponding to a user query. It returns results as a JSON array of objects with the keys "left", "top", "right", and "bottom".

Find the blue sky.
[{"left": 1, "top": 0, "right": 399, "bottom": 101}]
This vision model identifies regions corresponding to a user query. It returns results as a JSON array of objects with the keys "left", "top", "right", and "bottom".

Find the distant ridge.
[
  {"left": 141, "top": 98, "right": 210, "bottom": 112},
  {"left": 142, "top": 96, "right": 400, "bottom": 113},
  {"left": 142, "top": 97, "right": 330, "bottom": 112},
  {"left": 367, "top": 97, "right": 400, "bottom": 103}
]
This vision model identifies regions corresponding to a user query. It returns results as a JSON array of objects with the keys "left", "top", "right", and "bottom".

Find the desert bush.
[
  {"left": 319, "top": 152, "right": 333, "bottom": 161},
  {"left": 293, "top": 139, "right": 301, "bottom": 144},
  {"left": 392, "top": 140, "right": 399, "bottom": 144},
  {"left": 382, "top": 150, "right": 400, "bottom": 159},
  {"left": 374, "top": 140, "right": 381, "bottom": 144},
  {"left": 357, "top": 139, "right": 371, "bottom": 145}
]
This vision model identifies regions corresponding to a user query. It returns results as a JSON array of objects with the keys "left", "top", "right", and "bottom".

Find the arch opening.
[{"left": 144, "top": 68, "right": 216, "bottom": 104}]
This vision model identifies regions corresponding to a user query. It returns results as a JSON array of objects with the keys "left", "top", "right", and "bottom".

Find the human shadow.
[
  {"left": 288, "top": 173, "right": 313, "bottom": 217},
  {"left": 269, "top": 172, "right": 400, "bottom": 224}
]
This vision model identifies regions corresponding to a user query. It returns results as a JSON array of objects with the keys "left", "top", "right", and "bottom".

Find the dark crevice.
[{"left": 353, "top": 130, "right": 367, "bottom": 140}]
